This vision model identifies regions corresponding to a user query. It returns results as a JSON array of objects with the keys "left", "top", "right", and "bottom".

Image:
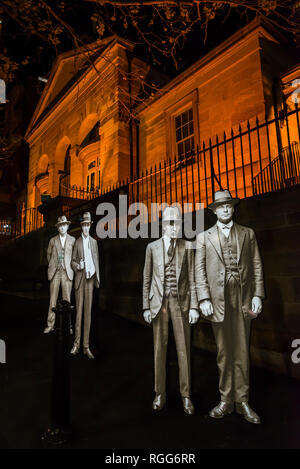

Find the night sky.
[{"left": 1, "top": 3, "right": 257, "bottom": 83}]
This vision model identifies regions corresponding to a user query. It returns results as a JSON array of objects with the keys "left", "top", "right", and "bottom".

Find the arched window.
[
  {"left": 59, "top": 144, "right": 71, "bottom": 190},
  {"left": 64, "top": 145, "right": 71, "bottom": 173},
  {"left": 64, "top": 145, "right": 71, "bottom": 186}
]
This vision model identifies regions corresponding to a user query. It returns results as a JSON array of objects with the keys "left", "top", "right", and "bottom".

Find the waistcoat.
[
  {"left": 57, "top": 239, "right": 66, "bottom": 270},
  {"left": 218, "top": 226, "right": 240, "bottom": 284},
  {"left": 163, "top": 240, "right": 177, "bottom": 297}
]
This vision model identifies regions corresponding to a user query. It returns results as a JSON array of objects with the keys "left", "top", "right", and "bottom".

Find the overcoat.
[
  {"left": 71, "top": 236, "right": 100, "bottom": 290},
  {"left": 47, "top": 234, "right": 75, "bottom": 281},
  {"left": 143, "top": 237, "right": 198, "bottom": 319},
  {"left": 195, "top": 222, "right": 265, "bottom": 322}
]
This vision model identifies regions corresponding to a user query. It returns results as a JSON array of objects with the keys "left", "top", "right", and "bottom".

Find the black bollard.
[{"left": 42, "top": 299, "right": 74, "bottom": 445}]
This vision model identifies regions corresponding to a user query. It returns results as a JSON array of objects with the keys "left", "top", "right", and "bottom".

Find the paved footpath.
[{"left": 0, "top": 292, "right": 299, "bottom": 449}]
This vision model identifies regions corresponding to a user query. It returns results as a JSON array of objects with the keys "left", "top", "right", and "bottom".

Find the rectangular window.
[{"left": 175, "top": 108, "right": 195, "bottom": 160}]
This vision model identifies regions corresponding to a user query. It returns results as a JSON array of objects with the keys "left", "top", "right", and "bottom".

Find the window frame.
[
  {"left": 165, "top": 89, "right": 200, "bottom": 164},
  {"left": 174, "top": 108, "right": 195, "bottom": 160}
]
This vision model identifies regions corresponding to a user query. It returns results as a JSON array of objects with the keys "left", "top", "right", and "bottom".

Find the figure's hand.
[
  {"left": 78, "top": 259, "right": 84, "bottom": 270},
  {"left": 189, "top": 309, "right": 199, "bottom": 324},
  {"left": 200, "top": 299, "right": 214, "bottom": 317},
  {"left": 143, "top": 309, "right": 152, "bottom": 324},
  {"left": 251, "top": 296, "right": 262, "bottom": 315}
]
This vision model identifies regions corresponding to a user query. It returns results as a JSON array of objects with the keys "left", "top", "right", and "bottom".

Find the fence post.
[
  {"left": 169, "top": 159, "right": 172, "bottom": 205},
  {"left": 284, "top": 102, "right": 296, "bottom": 181},
  {"left": 209, "top": 138, "right": 215, "bottom": 200},
  {"left": 203, "top": 141, "right": 208, "bottom": 206},
  {"left": 42, "top": 300, "right": 74, "bottom": 445}
]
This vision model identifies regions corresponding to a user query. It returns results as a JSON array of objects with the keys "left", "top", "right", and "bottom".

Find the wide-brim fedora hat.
[
  {"left": 208, "top": 190, "right": 239, "bottom": 210},
  {"left": 162, "top": 205, "right": 182, "bottom": 223},
  {"left": 80, "top": 211, "right": 93, "bottom": 225},
  {"left": 55, "top": 215, "right": 71, "bottom": 227}
]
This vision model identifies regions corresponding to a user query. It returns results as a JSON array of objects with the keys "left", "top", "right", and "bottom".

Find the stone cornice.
[
  {"left": 77, "top": 142, "right": 100, "bottom": 163},
  {"left": 136, "top": 18, "right": 287, "bottom": 116},
  {"left": 25, "top": 35, "right": 135, "bottom": 142},
  {"left": 281, "top": 63, "right": 300, "bottom": 85}
]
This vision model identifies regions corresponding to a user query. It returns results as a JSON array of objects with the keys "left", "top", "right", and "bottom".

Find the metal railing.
[
  {"left": 0, "top": 208, "right": 44, "bottom": 242},
  {"left": 0, "top": 220, "right": 16, "bottom": 241},
  {"left": 23, "top": 207, "right": 44, "bottom": 234},
  {"left": 59, "top": 175, "right": 129, "bottom": 201},
  {"left": 253, "top": 142, "right": 300, "bottom": 194},
  {"left": 59, "top": 179, "right": 101, "bottom": 200},
  {"left": 128, "top": 103, "right": 300, "bottom": 221},
  {"left": 6, "top": 102, "right": 300, "bottom": 241}
]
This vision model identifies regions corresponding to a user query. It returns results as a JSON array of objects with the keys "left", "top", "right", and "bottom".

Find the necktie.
[{"left": 167, "top": 238, "right": 175, "bottom": 260}]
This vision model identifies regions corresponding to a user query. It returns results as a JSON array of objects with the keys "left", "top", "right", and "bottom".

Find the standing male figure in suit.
[
  {"left": 70, "top": 212, "right": 100, "bottom": 359},
  {"left": 143, "top": 205, "right": 199, "bottom": 415},
  {"left": 195, "top": 190, "right": 265, "bottom": 424},
  {"left": 44, "top": 215, "right": 75, "bottom": 333}
]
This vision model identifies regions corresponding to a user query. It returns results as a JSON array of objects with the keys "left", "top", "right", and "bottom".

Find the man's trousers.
[
  {"left": 152, "top": 294, "right": 191, "bottom": 398},
  {"left": 47, "top": 268, "right": 72, "bottom": 328},
  {"left": 74, "top": 275, "right": 95, "bottom": 349},
  {"left": 212, "top": 276, "right": 251, "bottom": 404}
]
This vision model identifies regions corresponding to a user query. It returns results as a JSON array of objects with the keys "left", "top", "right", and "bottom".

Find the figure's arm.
[
  {"left": 95, "top": 240, "right": 100, "bottom": 284},
  {"left": 69, "top": 237, "right": 75, "bottom": 264},
  {"left": 195, "top": 233, "right": 214, "bottom": 317},
  {"left": 250, "top": 229, "right": 265, "bottom": 298},
  {"left": 47, "top": 238, "right": 53, "bottom": 264},
  {"left": 186, "top": 242, "right": 199, "bottom": 324},
  {"left": 142, "top": 244, "right": 152, "bottom": 323},
  {"left": 71, "top": 242, "right": 80, "bottom": 272},
  {"left": 195, "top": 233, "right": 210, "bottom": 302},
  {"left": 142, "top": 244, "right": 152, "bottom": 310},
  {"left": 250, "top": 229, "right": 265, "bottom": 314}
]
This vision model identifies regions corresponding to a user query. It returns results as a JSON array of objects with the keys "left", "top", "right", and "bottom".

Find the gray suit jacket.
[
  {"left": 47, "top": 234, "right": 75, "bottom": 281},
  {"left": 142, "top": 237, "right": 198, "bottom": 319},
  {"left": 71, "top": 236, "right": 100, "bottom": 290},
  {"left": 195, "top": 222, "right": 265, "bottom": 322}
]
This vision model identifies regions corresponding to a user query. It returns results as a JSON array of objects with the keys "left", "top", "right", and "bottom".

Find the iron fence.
[
  {"left": 253, "top": 141, "right": 300, "bottom": 194},
  {"left": 5, "top": 103, "right": 300, "bottom": 241},
  {"left": 59, "top": 177, "right": 126, "bottom": 201},
  {"left": 0, "top": 208, "right": 44, "bottom": 242},
  {"left": 129, "top": 103, "right": 300, "bottom": 222}
]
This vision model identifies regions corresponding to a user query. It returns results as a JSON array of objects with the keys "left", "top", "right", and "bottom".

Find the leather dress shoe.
[
  {"left": 83, "top": 347, "right": 95, "bottom": 359},
  {"left": 209, "top": 401, "right": 234, "bottom": 419},
  {"left": 152, "top": 394, "right": 165, "bottom": 411},
  {"left": 182, "top": 397, "right": 195, "bottom": 415},
  {"left": 43, "top": 326, "right": 54, "bottom": 334},
  {"left": 70, "top": 345, "right": 79, "bottom": 355},
  {"left": 236, "top": 402, "right": 261, "bottom": 424}
]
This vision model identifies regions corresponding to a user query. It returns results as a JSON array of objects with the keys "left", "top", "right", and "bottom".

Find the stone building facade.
[{"left": 25, "top": 19, "right": 298, "bottom": 218}]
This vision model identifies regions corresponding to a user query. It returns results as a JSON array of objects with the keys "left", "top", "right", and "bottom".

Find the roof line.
[
  {"left": 135, "top": 17, "right": 288, "bottom": 114},
  {"left": 25, "top": 35, "right": 135, "bottom": 139}
]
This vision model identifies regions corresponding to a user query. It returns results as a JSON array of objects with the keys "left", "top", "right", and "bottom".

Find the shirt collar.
[
  {"left": 82, "top": 233, "right": 89, "bottom": 241},
  {"left": 217, "top": 220, "right": 233, "bottom": 230},
  {"left": 163, "top": 233, "right": 176, "bottom": 244}
]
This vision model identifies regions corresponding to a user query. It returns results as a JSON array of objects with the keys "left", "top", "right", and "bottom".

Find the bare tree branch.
[{"left": 0, "top": 0, "right": 298, "bottom": 163}]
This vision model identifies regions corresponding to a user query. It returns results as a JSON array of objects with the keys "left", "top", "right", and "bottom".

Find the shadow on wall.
[
  {"left": 0, "top": 227, "right": 49, "bottom": 292},
  {"left": 99, "top": 188, "right": 300, "bottom": 380},
  {"left": 0, "top": 187, "right": 300, "bottom": 379}
]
